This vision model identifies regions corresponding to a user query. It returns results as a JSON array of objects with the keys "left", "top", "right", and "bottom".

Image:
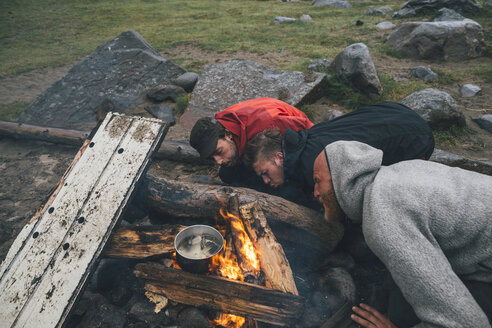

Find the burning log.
[
  {"left": 134, "top": 263, "right": 305, "bottom": 326},
  {"left": 104, "top": 224, "right": 186, "bottom": 259},
  {"left": 227, "top": 195, "right": 263, "bottom": 284},
  {"left": 140, "top": 174, "right": 344, "bottom": 253},
  {"left": 239, "top": 201, "right": 298, "bottom": 295}
]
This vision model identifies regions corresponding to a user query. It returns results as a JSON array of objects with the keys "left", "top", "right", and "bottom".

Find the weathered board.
[{"left": 0, "top": 113, "right": 168, "bottom": 328}]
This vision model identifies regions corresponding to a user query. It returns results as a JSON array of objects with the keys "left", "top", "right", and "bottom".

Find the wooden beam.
[
  {"left": 134, "top": 263, "right": 305, "bottom": 326},
  {"left": 0, "top": 119, "right": 211, "bottom": 164},
  {"left": 140, "top": 174, "right": 344, "bottom": 253},
  {"left": 104, "top": 224, "right": 186, "bottom": 259}
]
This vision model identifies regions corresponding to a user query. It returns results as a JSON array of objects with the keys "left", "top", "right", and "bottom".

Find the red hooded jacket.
[{"left": 215, "top": 98, "right": 313, "bottom": 157}]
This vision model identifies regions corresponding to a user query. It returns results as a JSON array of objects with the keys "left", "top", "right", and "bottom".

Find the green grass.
[
  {"left": 1, "top": 0, "right": 491, "bottom": 118},
  {"left": 433, "top": 125, "right": 478, "bottom": 147},
  {"left": 0, "top": 102, "right": 31, "bottom": 121},
  {"left": 175, "top": 94, "right": 191, "bottom": 117},
  {"left": 0, "top": 0, "right": 406, "bottom": 77}
]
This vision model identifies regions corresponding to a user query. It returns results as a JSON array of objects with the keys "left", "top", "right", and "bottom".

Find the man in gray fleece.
[{"left": 313, "top": 140, "right": 492, "bottom": 328}]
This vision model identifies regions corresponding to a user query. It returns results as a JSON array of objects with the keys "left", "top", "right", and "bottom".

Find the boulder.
[
  {"left": 410, "top": 66, "right": 438, "bottom": 82},
  {"left": 460, "top": 84, "right": 481, "bottom": 97},
  {"left": 433, "top": 8, "right": 465, "bottom": 21},
  {"left": 175, "top": 72, "right": 199, "bottom": 92},
  {"left": 18, "top": 30, "right": 185, "bottom": 130},
  {"left": 386, "top": 19, "right": 486, "bottom": 61},
  {"left": 330, "top": 43, "right": 383, "bottom": 99},
  {"left": 393, "top": 0, "right": 482, "bottom": 18},
  {"left": 473, "top": 115, "right": 492, "bottom": 134},
  {"left": 147, "top": 85, "right": 186, "bottom": 102},
  {"left": 486, "top": 0, "right": 492, "bottom": 7},
  {"left": 365, "top": 6, "right": 393, "bottom": 15},
  {"left": 400, "top": 88, "right": 465, "bottom": 128},
  {"left": 376, "top": 22, "right": 396, "bottom": 30},
  {"left": 300, "top": 14, "right": 313, "bottom": 21},
  {"left": 313, "top": 0, "right": 352, "bottom": 8},
  {"left": 179, "top": 59, "right": 327, "bottom": 128},
  {"left": 307, "top": 58, "right": 332, "bottom": 72},
  {"left": 144, "top": 105, "right": 175, "bottom": 125},
  {"left": 274, "top": 16, "right": 297, "bottom": 23}
]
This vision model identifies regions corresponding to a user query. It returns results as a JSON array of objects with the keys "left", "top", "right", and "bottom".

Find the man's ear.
[
  {"left": 274, "top": 151, "right": 284, "bottom": 166},
  {"left": 224, "top": 130, "right": 233, "bottom": 141}
]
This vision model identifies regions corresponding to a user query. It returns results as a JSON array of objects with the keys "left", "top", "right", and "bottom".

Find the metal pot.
[{"left": 174, "top": 225, "right": 224, "bottom": 274}]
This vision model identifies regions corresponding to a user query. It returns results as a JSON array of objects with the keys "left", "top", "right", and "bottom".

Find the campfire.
[{"left": 133, "top": 195, "right": 304, "bottom": 327}]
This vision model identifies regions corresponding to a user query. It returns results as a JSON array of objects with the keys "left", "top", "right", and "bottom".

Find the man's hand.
[{"left": 351, "top": 303, "right": 397, "bottom": 328}]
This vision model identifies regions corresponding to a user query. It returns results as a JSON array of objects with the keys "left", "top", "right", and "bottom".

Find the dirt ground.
[{"left": 1, "top": 46, "right": 491, "bottom": 263}]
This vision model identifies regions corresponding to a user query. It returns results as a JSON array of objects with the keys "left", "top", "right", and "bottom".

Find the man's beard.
[{"left": 319, "top": 189, "right": 344, "bottom": 224}]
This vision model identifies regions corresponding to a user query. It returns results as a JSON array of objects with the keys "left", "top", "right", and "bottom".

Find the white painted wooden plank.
[
  {"left": 16, "top": 116, "right": 165, "bottom": 328},
  {"left": 0, "top": 113, "right": 167, "bottom": 328},
  {"left": 0, "top": 113, "right": 124, "bottom": 325}
]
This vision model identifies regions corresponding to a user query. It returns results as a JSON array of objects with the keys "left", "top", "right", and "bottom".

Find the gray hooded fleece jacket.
[{"left": 324, "top": 140, "right": 492, "bottom": 328}]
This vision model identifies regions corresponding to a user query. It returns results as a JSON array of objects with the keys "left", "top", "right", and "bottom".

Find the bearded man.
[{"left": 312, "top": 140, "right": 492, "bottom": 328}]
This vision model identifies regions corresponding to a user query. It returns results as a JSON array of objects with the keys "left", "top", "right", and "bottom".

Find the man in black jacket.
[{"left": 243, "top": 102, "right": 435, "bottom": 194}]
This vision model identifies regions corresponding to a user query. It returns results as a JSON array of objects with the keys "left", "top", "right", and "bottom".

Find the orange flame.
[
  {"left": 214, "top": 313, "right": 246, "bottom": 327},
  {"left": 210, "top": 208, "right": 262, "bottom": 327}
]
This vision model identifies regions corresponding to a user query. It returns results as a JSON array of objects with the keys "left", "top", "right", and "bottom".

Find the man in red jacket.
[
  {"left": 190, "top": 97, "right": 313, "bottom": 166},
  {"left": 190, "top": 97, "right": 315, "bottom": 205}
]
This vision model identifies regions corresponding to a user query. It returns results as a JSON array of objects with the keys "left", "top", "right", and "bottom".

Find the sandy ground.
[{"left": 1, "top": 46, "right": 491, "bottom": 262}]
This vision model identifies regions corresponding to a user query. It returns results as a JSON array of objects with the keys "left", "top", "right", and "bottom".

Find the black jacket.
[{"left": 283, "top": 102, "right": 435, "bottom": 191}]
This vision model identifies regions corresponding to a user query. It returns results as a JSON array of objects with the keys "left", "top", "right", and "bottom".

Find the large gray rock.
[
  {"left": 307, "top": 58, "right": 332, "bottom": 72},
  {"left": 433, "top": 8, "right": 465, "bottom": 21},
  {"left": 18, "top": 30, "right": 185, "bottom": 130},
  {"left": 313, "top": 0, "right": 352, "bottom": 8},
  {"left": 386, "top": 19, "right": 486, "bottom": 61},
  {"left": 393, "top": 0, "right": 482, "bottom": 18},
  {"left": 330, "top": 43, "right": 383, "bottom": 99},
  {"left": 410, "top": 66, "right": 438, "bottom": 82},
  {"left": 180, "top": 59, "right": 327, "bottom": 128},
  {"left": 174, "top": 72, "right": 199, "bottom": 92},
  {"left": 401, "top": 88, "right": 465, "bottom": 128},
  {"left": 365, "top": 6, "right": 393, "bottom": 15},
  {"left": 473, "top": 114, "right": 492, "bottom": 134}
]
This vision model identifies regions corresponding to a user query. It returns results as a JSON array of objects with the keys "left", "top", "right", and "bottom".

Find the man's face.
[
  {"left": 212, "top": 135, "right": 238, "bottom": 167},
  {"left": 252, "top": 152, "right": 285, "bottom": 188},
  {"left": 313, "top": 151, "right": 343, "bottom": 223}
]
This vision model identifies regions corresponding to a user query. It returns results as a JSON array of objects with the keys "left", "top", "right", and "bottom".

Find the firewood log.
[
  {"left": 140, "top": 174, "right": 344, "bottom": 253},
  {"left": 104, "top": 224, "right": 186, "bottom": 259},
  {"left": 239, "top": 201, "right": 298, "bottom": 295},
  {"left": 134, "top": 263, "right": 305, "bottom": 326}
]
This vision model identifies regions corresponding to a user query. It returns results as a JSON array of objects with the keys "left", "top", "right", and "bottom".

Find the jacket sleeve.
[{"left": 363, "top": 204, "right": 491, "bottom": 328}]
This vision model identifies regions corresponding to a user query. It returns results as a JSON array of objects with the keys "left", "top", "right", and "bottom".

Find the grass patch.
[
  {"left": 300, "top": 104, "right": 315, "bottom": 122},
  {"left": 0, "top": 0, "right": 407, "bottom": 76},
  {"left": 175, "top": 94, "right": 191, "bottom": 117},
  {"left": 379, "top": 74, "right": 427, "bottom": 102},
  {"left": 323, "top": 72, "right": 373, "bottom": 109},
  {"left": 430, "top": 67, "right": 462, "bottom": 85},
  {"left": 470, "top": 65, "right": 492, "bottom": 83},
  {"left": 433, "top": 125, "right": 477, "bottom": 147},
  {"left": 0, "top": 102, "right": 31, "bottom": 121}
]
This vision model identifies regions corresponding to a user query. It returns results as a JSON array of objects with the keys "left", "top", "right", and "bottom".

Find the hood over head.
[{"left": 324, "top": 141, "right": 382, "bottom": 223}]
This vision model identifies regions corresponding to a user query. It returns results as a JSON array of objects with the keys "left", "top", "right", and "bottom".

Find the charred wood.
[
  {"left": 134, "top": 263, "right": 305, "bottom": 326},
  {"left": 104, "top": 224, "right": 186, "bottom": 259}
]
